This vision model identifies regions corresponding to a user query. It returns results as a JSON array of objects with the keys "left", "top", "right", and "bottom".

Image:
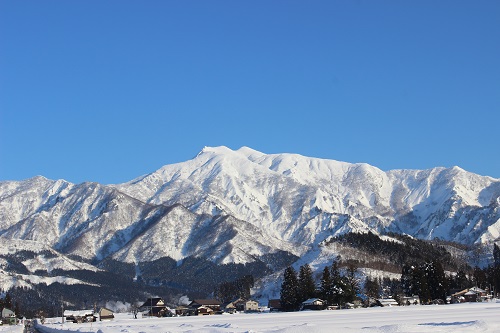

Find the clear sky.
[{"left": 1, "top": 1, "right": 499, "bottom": 184}]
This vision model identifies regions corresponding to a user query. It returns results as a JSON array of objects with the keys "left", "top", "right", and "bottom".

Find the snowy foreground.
[{"left": 26, "top": 301, "right": 500, "bottom": 333}]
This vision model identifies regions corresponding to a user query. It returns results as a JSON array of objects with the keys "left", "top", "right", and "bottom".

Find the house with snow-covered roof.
[
  {"left": 301, "top": 298, "right": 326, "bottom": 310},
  {"left": 451, "top": 287, "right": 489, "bottom": 303},
  {"left": 401, "top": 295, "right": 420, "bottom": 305},
  {"left": 469, "top": 286, "right": 488, "bottom": 298},
  {"left": 64, "top": 310, "right": 96, "bottom": 323},
  {"left": 224, "top": 298, "right": 259, "bottom": 313},
  {"left": 140, "top": 298, "right": 172, "bottom": 317},
  {"left": 244, "top": 299, "right": 259, "bottom": 312},
  {"left": 98, "top": 307, "right": 114, "bottom": 320},
  {"left": 188, "top": 299, "right": 222, "bottom": 315},
  {"left": 1, "top": 308, "right": 17, "bottom": 325},
  {"left": 377, "top": 298, "right": 399, "bottom": 307}
]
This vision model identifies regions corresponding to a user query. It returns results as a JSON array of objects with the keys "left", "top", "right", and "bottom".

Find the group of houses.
[
  {"left": 0, "top": 297, "right": 371, "bottom": 325},
  {"left": 268, "top": 286, "right": 493, "bottom": 311},
  {"left": 268, "top": 298, "right": 362, "bottom": 311},
  {"left": 58, "top": 285, "right": 493, "bottom": 324},
  {"left": 61, "top": 297, "right": 261, "bottom": 324},
  {"left": 140, "top": 297, "right": 260, "bottom": 317},
  {"left": 450, "top": 286, "right": 490, "bottom": 303},
  {"left": 399, "top": 286, "right": 491, "bottom": 306}
]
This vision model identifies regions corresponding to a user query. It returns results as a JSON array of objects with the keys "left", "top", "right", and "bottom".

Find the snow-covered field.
[{"left": 27, "top": 301, "right": 500, "bottom": 333}]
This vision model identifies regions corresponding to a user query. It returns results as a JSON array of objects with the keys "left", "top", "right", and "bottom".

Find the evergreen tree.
[
  {"left": 382, "top": 277, "right": 402, "bottom": 298},
  {"left": 280, "top": 266, "right": 300, "bottom": 311},
  {"left": 482, "top": 247, "right": 500, "bottom": 297},
  {"left": 473, "top": 266, "right": 487, "bottom": 289},
  {"left": 402, "top": 264, "right": 431, "bottom": 302},
  {"left": 14, "top": 301, "right": 21, "bottom": 317},
  {"left": 320, "top": 266, "right": 334, "bottom": 305},
  {"left": 343, "top": 263, "right": 359, "bottom": 303},
  {"left": 330, "top": 260, "right": 346, "bottom": 306},
  {"left": 493, "top": 266, "right": 500, "bottom": 297},
  {"left": 214, "top": 275, "right": 255, "bottom": 303},
  {"left": 340, "top": 275, "right": 354, "bottom": 304},
  {"left": 401, "top": 264, "right": 413, "bottom": 296},
  {"left": 454, "top": 270, "right": 469, "bottom": 290},
  {"left": 298, "top": 264, "right": 316, "bottom": 302},
  {"left": 416, "top": 266, "right": 431, "bottom": 304},
  {"left": 236, "top": 275, "right": 254, "bottom": 299},
  {"left": 4, "top": 292, "right": 12, "bottom": 309},
  {"left": 364, "top": 277, "right": 380, "bottom": 299},
  {"left": 494, "top": 244, "right": 500, "bottom": 268},
  {"left": 424, "top": 261, "right": 447, "bottom": 301}
]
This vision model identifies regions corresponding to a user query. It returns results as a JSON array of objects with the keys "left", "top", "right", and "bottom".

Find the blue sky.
[{"left": 1, "top": 1, "right": 499, "bottom": 184}]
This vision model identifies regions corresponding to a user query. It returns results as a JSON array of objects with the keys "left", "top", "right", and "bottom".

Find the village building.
[
  {"left": 464, "top": 290, "right": 478, "bottom": 302},
  {"left": 224, "top": 298, "right": 246, "bottom": 312},
  {"left": 377, "top": 298, "right": 399, "bottom": 307},
  {"left": 451, "top": 289, "right": 468, "bottom": 303},
  {"left": 63, "top": 310, "right": 96, "bottom": 323},
  {"left": 469, "top": 287, "right": 489, "bottom": 301},
  {"left": 1, "top": 308, "right": 17, "bottom": 325},
  {"left": 268, "top": 299, "right": 282, "bottom": 312},
  {"left": 451, "top": 287, "right": 489, "bottom": 303},
  {"left": 98, "top": 307, "right": 114, "bottom": 320},
  {"left": 195, "top": 306, "right": 214, "bottom": 316},
  {"left": 188, "top": 299, "right": 222, "bottom": 316},
  {"left": 345, "top": 300, "right": 363, "bottom": 309},
  {"left": 222, "top": 302, "right": 237, "bottom": 314},
  {"left": 224, "top": 298, "right": 259, "bottom": 313},
  {"left": 401, "top": 295, "right": 420, "bottom": 306},
  {"left": 174, "top": 305, "right": 190, "bottom": 316},
  {"left": 140, "top": 298, "right": 172, "bottom": 317},
  {"left": 301, "top": 298, "right": 326, "bottom": 311},
  {"left": 244, "top": 299, "right": 259, "bottom": 312}
]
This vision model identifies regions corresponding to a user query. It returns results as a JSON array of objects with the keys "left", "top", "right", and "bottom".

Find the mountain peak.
[
  {"left": 195, "top": 146, "right": 267, "bottom": 164},
  {"left": 236, "top": 146, "right": 265, "bottom": 160},
  {"left": 196, "top": 146, "right": 234, "bottom": 157}
]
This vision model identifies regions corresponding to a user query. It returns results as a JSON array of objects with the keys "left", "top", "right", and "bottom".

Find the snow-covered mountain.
[
  {"left": 0, "top": 237, "right": 101, "bottom": 290},
  {"left": 116, "top": 146, "right": 500, "bottom": 252},
  {"left": 1, "top": 146, "right": 499, "bottom": 267}
]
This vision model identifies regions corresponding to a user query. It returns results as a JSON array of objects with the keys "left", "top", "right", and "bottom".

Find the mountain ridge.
[
  {"left": 1, "top": 146, "right": 499, "bottom": 314},
  {"left": 115, "top": 146, "right": 500, "bottom": 248},
  {"left": 0, "top": 146, "right": 499, "bottom": 268}
]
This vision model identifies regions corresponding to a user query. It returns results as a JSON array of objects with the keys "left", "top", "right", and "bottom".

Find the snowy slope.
[
  {"left": 0, "top": 269, "right": 98, "bottom": 291},
  {"left": 34, "top": 302, "right": 500, "bottom": 333},
  {"left": 0, "top": 146, "right": 498, "bottom": 268},
  {"left": 117, "top": 146, "right": 500, "bottom": 249},
  {"left": 0, "top": 238, "right": 101, "bottom": 290}
]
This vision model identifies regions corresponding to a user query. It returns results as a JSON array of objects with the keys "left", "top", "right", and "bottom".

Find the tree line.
[
  {"left": 214, "top": 275, "right": 254, "bottom": 303},
  {"left": 279, "top": 240, "right": 500, "bottom": 310},
  {"left": 280, "top": 258, "right": 360, "bottom": 311},
  {"left": 400, "top": 244, "right": 500, "bottom": 304}
]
